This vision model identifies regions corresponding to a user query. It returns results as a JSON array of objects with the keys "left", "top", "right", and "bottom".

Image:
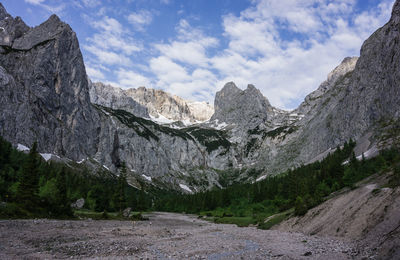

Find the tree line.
[
  {"left": 0, "top": 136, "right": 153, "bottom": 218},
  {"left": 154, "top": 140, "right": 400, "bottom": 223}
]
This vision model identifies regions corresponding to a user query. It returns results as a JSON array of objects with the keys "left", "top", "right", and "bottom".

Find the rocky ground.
[{"left": 0, "top": 212, "right": 369, "bottom": 260}]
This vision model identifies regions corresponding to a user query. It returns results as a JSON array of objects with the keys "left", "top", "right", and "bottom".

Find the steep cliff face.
[
  {"left": 211, "top": 82, "right": 274, "bottom": 128},
  {"left": 89, "top": 81, "right": 149, "bottom": 118},
  {"left": 89, "top": 82, "right": 214, "bottom": 124},
  {"left": 0, "top": 5, "right": 100, "bottom": 160},
  {"left": 290, "top": 1, "right": 400, "bottom": 166}
]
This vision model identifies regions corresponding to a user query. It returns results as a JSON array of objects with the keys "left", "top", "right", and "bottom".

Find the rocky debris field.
[{"left": 0, "top": 212, "right": 370, "bottom": 259}]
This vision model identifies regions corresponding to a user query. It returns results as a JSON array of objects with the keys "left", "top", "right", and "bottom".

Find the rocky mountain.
[
  {"left": 89, "top": 81, "right": 214, "bottom": 124},
  {"left": 89, "top": 81, "right": 149, "bottom": 118},
  {"left": 0, "top": 5, "right": 100, "bottom": 161},
  {"left": 211, "top": 82, "right": 274, "bottom": 128},
  {"left": 1, "top": 1, "right": 400, "bottom": 192}
]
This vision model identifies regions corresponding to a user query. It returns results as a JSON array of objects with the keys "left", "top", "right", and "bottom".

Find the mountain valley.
[{"left": 1, "top": 1, "right": 400, "bottom": 259}]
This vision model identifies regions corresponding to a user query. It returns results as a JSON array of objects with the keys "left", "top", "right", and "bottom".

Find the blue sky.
[{"left": 2, "top": 0, "right": 395, "bottom": 109}]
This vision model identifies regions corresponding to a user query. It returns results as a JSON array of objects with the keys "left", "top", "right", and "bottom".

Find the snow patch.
[
  {"left": 77, "top": 158, "right": 86, "bottom": 164},
  {"left": 357, "top": 146, "right": 379, "bottom": 160},
  {"left": 103, "top": 165, "right": 110, "bottom": 171},
  {"left": 40, "top": 153, "right": 53, "bottom": 162},
  {"left": 365, "top": 184, "right": 377, "bottom": 190},
  {"left": 215, "top": 122, "right": 227, "bottom": 130},
  {"left": 209, "top": 119, "right": 228, "bottom": 130},
  {"left": 149, "top": 114, "right": 173, "bottom": 124},
  {"left": 102, "top": 109, "right": 110, "bottom": 116},
  {"left": 142, "top": 174, "right": 152, "bottom": 182},
  {"left": 17, "top": 144, "right": 29, "bottom": 151},
  {"left": 256, "top": 175, "right": 267, "bottom": 182},
  {"left": 179, "top": 184, "right": 192, "bottom": 193},
  {"left": 343, "top": 146, "right": 379, "bottom": 165}
]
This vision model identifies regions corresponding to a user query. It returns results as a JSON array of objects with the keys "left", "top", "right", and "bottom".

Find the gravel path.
[{"left": 0, "top": 212, "right": 361, "bottom": 259}]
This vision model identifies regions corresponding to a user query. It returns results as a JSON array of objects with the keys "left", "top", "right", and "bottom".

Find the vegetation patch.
[
  {"left": 214, "top": 216, "right": 256, "bottom": 227},
  {"left": 0, "top": 136, "right": 161, "bottom": 219},
  {"left": 264, "top": 126, "right": 298, "bottom": 140},
  {"left": 258, "top": 210, "right": 292, "bottom": 230},
  {"left": 184, "top": 127, "right": 231, "bottom": 153},
  {"left": 94, "top": 105, "right": 194, "bottom": 142},
  {"left": 245, "top": 138, "right": 259, "bottom": 156}
]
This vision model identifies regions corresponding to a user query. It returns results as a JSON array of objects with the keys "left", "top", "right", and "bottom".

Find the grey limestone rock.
[
  {"left": 0, "top": 7, "right": 100, "bottom": 160},
  {"left": 122, "top": 207, "right": 131, "bottom": 218},
  {"left": 71, "top": 198, "right": 85, "bottom": 209},
  {"left": 211, "top": 82, "right": 274, "bottom": 129},
  {"left": 89, "top": 81, "right": 214, "bottom": 123},
  {"left": 89, "top": 81, "right": 149, "bottom": 118}
]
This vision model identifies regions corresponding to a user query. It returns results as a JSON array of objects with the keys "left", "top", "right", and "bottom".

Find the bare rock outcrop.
[
  {"left": 0, "top": 4, "right": 100, "bottom": 160},
  {"left": 89, "top": 82, "right": 214, "bottom": 123}
]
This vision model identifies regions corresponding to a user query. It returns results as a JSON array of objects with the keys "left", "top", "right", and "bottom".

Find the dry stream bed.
[{"left": 0, "top": 212, "right": 370, "bottom": 259}]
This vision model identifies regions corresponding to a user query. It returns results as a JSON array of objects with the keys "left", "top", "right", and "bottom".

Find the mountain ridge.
[{"left": 89, "top": 81, "right": 214, "bottom": 124}]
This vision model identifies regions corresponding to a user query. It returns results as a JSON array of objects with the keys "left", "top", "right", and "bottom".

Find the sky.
[{"left": 2, "top": 0, "right": 395, "bottom": 110}]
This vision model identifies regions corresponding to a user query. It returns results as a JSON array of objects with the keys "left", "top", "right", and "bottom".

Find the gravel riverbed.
[{"left": 0, "top": 212, "right": 363, "bottom": 259}]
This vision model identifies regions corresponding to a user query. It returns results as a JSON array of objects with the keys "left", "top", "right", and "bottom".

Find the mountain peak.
[
  {"left": 0, "top": 3, "right": 9, "bottom": 20},
  {"left": 11, "top": 13, "right": 69, "bottom": 50},
  {"left": 211, "top": 82, "right": 274, "bottom": 127},
  {"left": 392, "top": 0, "right": 400, "bottom": 22},
  {"left": 220, "top": 82, "right": 242, "bottom": 94},
  {"left": 326, "top": 56, "right": 358, "bottom": 83}
]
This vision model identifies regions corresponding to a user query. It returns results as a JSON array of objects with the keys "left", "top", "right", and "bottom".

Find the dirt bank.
[{"left": 273, "top": 171, "right": 400, "bottom": 259}]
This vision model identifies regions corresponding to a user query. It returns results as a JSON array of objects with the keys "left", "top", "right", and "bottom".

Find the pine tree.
[
  {"left": 56, "top": 167, "right": 72, "bottom": 216},
  {"left": 16, "top": 142, "right": 40, "bottom": 211},
  {"left": 294, "top": 196, "right": 308, "bottom": 216},
  {"left": 117, "top": 162, "right": 127, "bottom": 213}
]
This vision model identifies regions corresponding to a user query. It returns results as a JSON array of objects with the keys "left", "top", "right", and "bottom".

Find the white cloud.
[
  {"left": 25, "top": 0, "right": 65, "bottom": 13},
  {"left": 81, "top": 0, "right": 101, "bottom": 8},
  {"left": 150, "top": 56, "right": 191, "bottom": 84},
  {"left": 116, "top": 69, "right": 152, "bottom": 88},
  {"left": 25, "top": 0, "right": 46, "bottom": 4},
  {"left": 147, "top": 20, "right": 220, "bottom": 101},
  {"left": 127, "top": 10, "right": 153, "bottom": 31},
  {"left": 85, "top": 16, "right": 142, "bottom": 55},
  {"left": 86, "top": 66, "right": 105, "bottom": 81},
  {"left": 83, "top": 15, "right": 141, "bottom": 72},
  {"left": 205, "top": 0, "right": 395, "bottom": 109},
  {"left": 83, "top": 45, "right": 133, "bottom": 66}
]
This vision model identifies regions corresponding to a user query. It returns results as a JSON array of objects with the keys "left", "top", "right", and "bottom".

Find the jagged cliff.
[
  {"left": 89, "top": 81, "right": 214, "bottom": 124},
  {"left": 0, "top": 5, "right": 100, "bottom": 161},
  {"left": 1, "top": 1, "right": 400, "bottom": 191}
]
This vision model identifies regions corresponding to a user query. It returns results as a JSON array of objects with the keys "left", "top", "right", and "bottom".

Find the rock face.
[
  {"left": 0, "top": 4, "right": 100, "bottom": 160},
  {"left": 89, "top": 81, "right": 149, "bottom": 118},
  {"left": 211, "top": 82, "right": 274, "bottom": 128},
  {"left": 89, "top": 82, "right": 214, "bottom": 123}
]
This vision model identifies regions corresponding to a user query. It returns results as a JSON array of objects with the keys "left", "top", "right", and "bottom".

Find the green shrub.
[
  {"left": 258, "top": 213, "right": 289, "bottom": 230},
  {"left": 294, "top": 196, "right": 308, "bottom": 216}
]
